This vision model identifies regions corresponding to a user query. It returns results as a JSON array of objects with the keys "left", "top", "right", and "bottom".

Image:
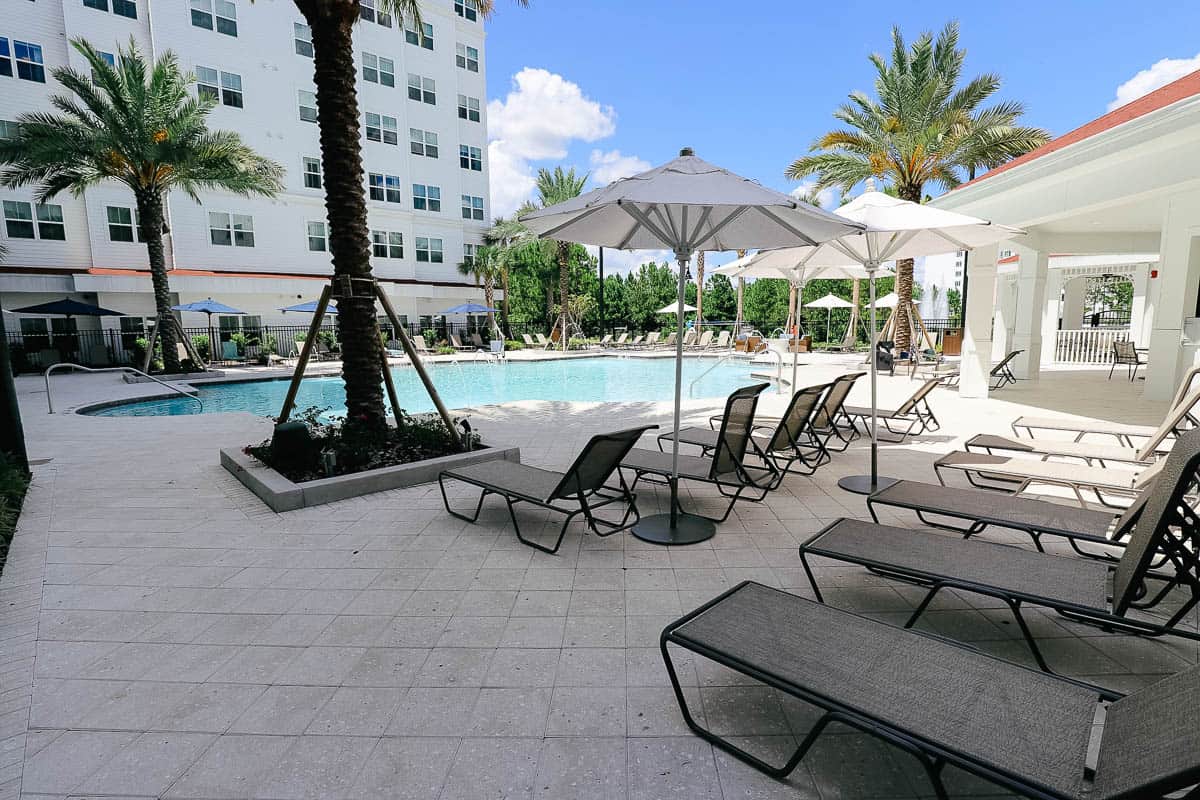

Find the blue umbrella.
[
  {"left": 280, "top": 300, "right": 338, "bottom": 314},
  {"left": 172, "top": 298, "right": 246, "bottom": 364},
  {"left": 11, "top": 297, "right": 125, "bottom": 318},
  {"left": 439, "top": 302, "right": 498, "bottom": 314}
]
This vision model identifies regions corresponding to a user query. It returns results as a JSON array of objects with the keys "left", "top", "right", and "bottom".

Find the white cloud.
[
  {"left": 789, "top": 180, "right": 837, "bottom": 210},
  {"left": 487, "top": 68, "right": 617, "bottom": 217},
  {"left": 585, "top": 245, "right": 674, "bottom": 276},
  {"left": 1108, "top": 53, "right": 1200, "bottom": 111},
  {"left": 588, "top": 149, "right": 651, "bottom": 187}
]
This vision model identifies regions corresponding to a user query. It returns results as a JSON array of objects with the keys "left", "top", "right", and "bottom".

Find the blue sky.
[{"left": 482, "top": 1, "right": 1200, "bottom": 268}]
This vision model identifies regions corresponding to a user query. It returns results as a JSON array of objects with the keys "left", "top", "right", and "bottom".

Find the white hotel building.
[{"left": 0, "top": 0, "right": 491, "bottom": 357}]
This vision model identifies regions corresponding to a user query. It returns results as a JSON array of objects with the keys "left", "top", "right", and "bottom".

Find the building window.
[
  {"left": 196, "top": 66, "right": 219, "bottom": 101},
  {"left": 209, "top": 212, "right": 254, "bottom": 247},
  {"left": 83, "top": 0, "right": 109, "bottom": 10},
  {"left": 13, "top": 41, "right": 45, "bottom": 83},
  {"left": 298, "top": 90, "right": 317, "bottom": 122},
  {"left": 457, "top": 94, "right": 481, "bottom": 122},
  {"left": 306, "top": 221, "right": 326, "bottom": 252},
  {"left": 0, "top": 39, "right": 11, "bottom": 78},
  {"left": 372, "top": 230, "right": 403, "bottom": 259},
  {"left": 454, "top": 0, "right": 478, "bottom": 22},
  {"left": 91, "top": 51, "right": 115, "bottom": 84},
  {"left": 463, "top": 243, "right": 477, "bottom": 265},
  {"left": 359, "top": 0, "right": 391, "bottom": 27},
  {"left": 409, "top": 128, "right": 438, "bottom": 158},
  {"left": 2, "top": 201, "right": 34, "bottom": 238},
  {"left": 407, "top": 74, "right": 435, "bottom": 104},
  {"left": 112, "top": 0, "right": 136, "bottom": 18},
  {"left": 365, "top": 112, "right": 397, "bottom": 145},
  {"left": 362, "top": 52, "right": 394, "bottom": 87},
  {"left": 294, "top": 23, "right": 313, "bottom": 58},
  {"left": 412, "top": 184, "right": 441, "bottom": 212},
  {"left": 455, "top": 43, "right": 479, "bottom": 73},
  {"left": 415, "top": 237, "right": 442, "bottom": 263},
  {"left": 106, "top": 206, "right": 142, "bottom": 242},
  {"left": 368, "top": 173, "right": 401, "bottom": 203},
  {"left": 459, "top": 144, "right": 482, "bottom": 171},
  {"left": 220, "top": 71, "right": 243, "bottom": 107},
  {"left": 461, "top": 194, "right": 484, "bottom": 221},
  {"left": 405, "top": 22, "right": 433, "bottom": 49},
  {"left": 302, "top": 157, "right": 322, "bottom": 189},
  {"left": 35, "top": 204, "right": 66, "bottom": 240},
  {"left": 191, "top": 0, "right": 236, "bottom": 35},
  {"left": 0, "top": 120, "right": 20, "bottom": 139}
]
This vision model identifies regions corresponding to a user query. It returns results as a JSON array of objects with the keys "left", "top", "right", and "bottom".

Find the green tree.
[
  {"left": 947, "top": 288, "right": 963, "bottom": 320},
  {"left": 533, "top": 167, "right": 588, "bottom": 350},
  {"left": 625, "top": 262, "right": 679, "bottom": 330},
  {"left": 457, "top": 245, "right": 504, "bottom": 334},
  {"left": 704, "top": 274, "right": 738, "bottom": 322},
  {"left": 0, "top": 39, "right": 282, "bottom": 373},
  {"left": 742, "top": 279, "right": 791, "bottom": 332},
  {"left": 785, "top": 21, "right": 1049, "bottom": 352}
]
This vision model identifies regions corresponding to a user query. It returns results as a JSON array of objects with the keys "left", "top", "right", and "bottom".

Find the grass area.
[{"left": 0, "top": 453, "right": 29, "bottom": 571}]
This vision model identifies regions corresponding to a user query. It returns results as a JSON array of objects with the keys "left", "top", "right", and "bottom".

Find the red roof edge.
[{"left": 957, "top": 67, "right": 1200, "bottom": 190}]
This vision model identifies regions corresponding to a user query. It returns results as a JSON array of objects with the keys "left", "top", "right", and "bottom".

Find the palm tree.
[
  {"left": 486, "top": 211, "right": 535, "bottom": 337},
  {"left": 278, "top": 0, "right": 525, "bottom": 431},
  {"left": 785, "top": 21, "right": 1049, "bottom": 352},
  {"left": 694, "top": 252, "right": 705, "bottom": 334},
  {"left": 457, "top": 245, "right": 503, "bottom": 335},
  {"left": 533, "top": 167, "right": 588, "bottom": 351},
  {"left": 0, "top": 39, "right": 282, "bottom": 373}
]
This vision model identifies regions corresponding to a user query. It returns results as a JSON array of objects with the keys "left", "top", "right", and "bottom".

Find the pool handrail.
[{"left": 44, "top": 363, "right": 203, "bottom": 414}]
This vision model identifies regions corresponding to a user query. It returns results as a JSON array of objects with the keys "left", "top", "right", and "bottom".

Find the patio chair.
[
  {"left": 663, "top": 383, "right": 832, "bottom": 481},
  {"left": 1109, "top": 339, "right": 1144, "bottom": 381},
  {"left": 412, "top": 335, "right": 436, "bottom": 356},
  {"left": 598, "top": 334, "right": 613, "bottom": 348},
  {"left": 469, "top": 332, "right": 485, "bottom": 348},
  {"left": 842, "top": 377, "right": 942, "bottom": 440},
  {"left": 706, "top": 373, "right": 863, "bottom": 454},
  {"left": 620, "top": 383, "right": 778, "bottom": 523},
  {"left": 521, "top": 333, "right": 536, "bottom": 347},
  {"left": 1011, "top": 365, "right": 1200, "bottom": 446},
  {"left": 611, "top": 332, "right": 630, "bottom": 348},
  {"left": 439, "top": 425, "right": 656, "bottom": 554},
  {"left": 627, "top": 334, "right": 645, "bottom": 349},
  {"left": 658, "top": 331, "right": 676, "bottom": 349},
  {"left": 799, "top": 429, "right": 1200, "bottom": 675},
  {"left": 221, "top": 340, "right": 239, "bottom": 361},
  {"left": 384, "top": 340, "right": 406, "bottom": 359},
  {"left": 661, "top": 580, "right": 1200, "bottom": 799},
  {"left": 712, "top": 330, "right": 731, "bottom": 349},
  {"left": 681, "top": 329, "right": 696, "bottom": 348},
  {"left": 989, "top": 349, "right": 1024, "bottom": 389},
  {"left": 690, "top": 330, "right": 714, "bottom": 349},
  {"left": 448, "top": 334, "right": 473, "bottom": 351}
]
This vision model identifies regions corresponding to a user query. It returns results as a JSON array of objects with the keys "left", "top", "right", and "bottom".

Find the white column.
[
  {"left": 1145, "top": 193, "right": 1200, "bottom": 400},
  {"left": 991, "top": 279, "right": 1011, "bottom": 361},
  {"left": 1040, "top": 268, "right": 1064, "bottom": 366},
  {"left": 959, "top": 243, "right": 999, "bottom": 399},
  {"left": 1129, "top": 263, "right": 1150, "bottom": 347},
  {"left": 1141, "top": 263, "right": 1161, "bottom": 347},
  {"left": 1061, "top": 276, "right": 1087, "bottom": 330},
  {"left": 1010, "top": 243, "right": 1049, "bottom": 379}
]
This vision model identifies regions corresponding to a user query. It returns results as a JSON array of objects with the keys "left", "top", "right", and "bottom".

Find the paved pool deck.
[{"left": 1, "top": 354, "right": 1195, "bottom": 799}]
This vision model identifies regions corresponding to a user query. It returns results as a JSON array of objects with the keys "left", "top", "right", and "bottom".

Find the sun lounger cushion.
[
  {"left": 1012, "top": 416, "right": 1156, "bottom": 439},
  {"left": 966, "top": 434, "right": 1149, "bottom": 464},
  {"left": 669, "top": 582, "right": 1098, "bottom": 798},
  {"left": 935, "top": 451, "right": 1146, "bottom": 491},
  {"left": 620, "top": 448, "right": 723, "bottom": 481},
  {"left": 443, "top": 461, "right": 564, "bottom": 503}
]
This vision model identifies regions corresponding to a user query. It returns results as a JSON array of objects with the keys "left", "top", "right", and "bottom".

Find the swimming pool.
[{"left": 86, "top": 356, "right": 773, "bottom": 417}]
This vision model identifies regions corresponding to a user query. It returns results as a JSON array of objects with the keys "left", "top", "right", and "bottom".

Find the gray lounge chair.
[
  {"left": 1109, "top": 340, "right": 1144, "bottom": 381},
  {"left": 661, "top": 580, "right": 1200, "bottom": 799},
  {"left": 842, "top": 377, "right": 942, "bottom": 440},
  {"left": 708, "top": 372, "right": 864, "bottom": 453},
  {"left": 448, "top": 334, "right": 473, "bottom": 351},
  {"left": 412, "top": 335, "right": 436, "bottom": 356},
  {"left": 521, "top": 333, "right": 536, "bottom": 347},
  {"left": 439, "top": 425, "right": 655, "bottom": 554},
  {"left": 662, "top": 382, "right": 832, "bottom": 481},
  {"left": 989, "top": 349, "right": 1023, "bottom": 389},
  {"left": 469, "top": 332, "right": 485, "bottom": 348},
  {"left": 620, "top": 383, "right": 778, "bottom": 523},
  {"left": 799, "top": 429, "right": 1200, "bottom": 674}
]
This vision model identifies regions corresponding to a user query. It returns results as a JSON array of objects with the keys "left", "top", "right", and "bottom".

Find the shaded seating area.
[
  {"left": 660, "top": 580, "right": 1200, "bottom": 800},
  {"left": 439, "top": 425, "right": 654, "bottom": 554}
]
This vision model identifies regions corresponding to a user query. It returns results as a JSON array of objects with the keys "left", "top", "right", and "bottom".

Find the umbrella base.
[
  {"left": 837, "top": 474, "right": 900, "bottom": 496},
  {"left": 631, "top": 512, "right": 716, "bottom": 545}
]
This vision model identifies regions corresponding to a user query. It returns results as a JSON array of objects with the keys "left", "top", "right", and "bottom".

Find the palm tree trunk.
[
  {"left": 134, "top": 188, "right": 180, "bottom": 373},
  {"left": 557, "top": 241, "right": 569, "bottom": 350},
  {"left": 893, "top": 186, "right": 922, "bottom": 354},
  {"left": 694, "top": 252, "right": 704, "bottom": 334},
  {"left": 500, "top": 268, "right": 510, "bottom": 337},
  {"left": 306, "top": 6, "right": 386, "bottom": 431},
  {"left": 849, "top": 278, "right": 861, "bottom": 346},
  {"left": 484, "top": 278, "right": 495, "bottom": 334}
]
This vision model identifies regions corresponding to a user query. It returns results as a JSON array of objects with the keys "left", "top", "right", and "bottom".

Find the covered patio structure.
[{"left": 932, "top": 68, "right": 1200, "bottom": 400}]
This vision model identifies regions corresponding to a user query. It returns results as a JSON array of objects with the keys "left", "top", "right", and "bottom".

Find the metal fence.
[{"left": 1079, "top": 310, "right": 1132, "bottom": 329}]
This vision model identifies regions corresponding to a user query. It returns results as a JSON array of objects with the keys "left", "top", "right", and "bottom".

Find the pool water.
[{"left": 87, "top": 356, "right": 772, "bottom": 418}]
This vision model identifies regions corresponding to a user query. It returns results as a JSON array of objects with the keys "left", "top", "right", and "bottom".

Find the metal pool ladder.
[
  {"left": 687, "top": 350, "right": 784, "bottom": 397},
  {"left": 44, "top": 363, "right": 204, "bottom": 414}
]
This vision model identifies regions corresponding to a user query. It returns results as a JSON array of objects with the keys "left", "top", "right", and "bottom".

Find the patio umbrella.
[
  {"left": 280, "top": 299, "right": 338, "bottom": 314},
  {"left": 804, "top": 293, "right": 854, "bottom": 344},
  {"left": 440, "top": 302, "right": 501, "bottom": 339},
  {"left": 10, "top": 297, "right": 125, "bottom": 318},
  {"left": 655, "top": 303, "right": 698, "bottom": 314},
  {"left": 521, "top": 148, "right": 864, "bottom": 545},
  {"left": 172, "top": 298, "right": 245, "bottom": 363},
  {"left": 869, "top": 291, "right": 899, "bottom": 309},
  {"left": 766, "top": 181, "right": 1025, "bottom": 495}
]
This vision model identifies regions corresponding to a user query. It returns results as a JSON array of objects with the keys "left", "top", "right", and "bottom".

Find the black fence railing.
[{"left": 1078, "top": 310, "right": 1131, "bottom": 329}]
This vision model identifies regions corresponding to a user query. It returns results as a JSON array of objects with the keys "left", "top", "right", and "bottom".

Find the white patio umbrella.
[
  {"left": 521, "top": 148, "right": 865, "bottom": 545},
  {"left": 656, "top": 303, "right": 698, "bottom": 314},
  {"left": 764, "top": 181, "right": 1025, "bottom": 495},
  {"left": 869, "top": 291, "right": 899, "bottom": 309},
  {"left": 805, "top": 293, "right": 854, "bottom": 345}
]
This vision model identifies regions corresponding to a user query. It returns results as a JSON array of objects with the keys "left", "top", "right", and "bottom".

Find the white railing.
[{"left": 1053, "top": 329, "right": 1130, "bottom": 364}]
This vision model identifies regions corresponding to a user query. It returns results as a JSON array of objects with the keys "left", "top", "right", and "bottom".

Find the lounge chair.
[
  {"left": 799, "top": 429, "right": 1200, "bottom": 674},
  {"left": 521, "top": 333, "right": 536, "bottom": 347},
  {"left": 712, "top": 330, "right": 731, "bottom": 349},
  {"left": 989, "top": 349, "right": 1023, "bottom": 389},
  {"left": 620, "top": 383, "right": 778, "bottom": 523},
  {"left": 681, "top": 329, "right": 696, "bottom": 348},
  {"left": 597, "top": 334, "right": 613, "bottom": 348},
  {"left": 627, "top": 334, "right": 644, "bottom": 349},
  {"left": 661, "top": 580, "right": 1200, "bottom": 799},
  {"left": 87, "top": 343, "right": 111, "bottom": 367},
  {"left": 690, "top": 330, "right": 714, "bottom": 350},
  {"left": 1109, "top": 340, "right": 1144, "bottom": 381},
  {"left": 610, "top": 332, "right": 629, "bottom": 348},
  {"left": 469, "top": 332, "right": 485, "bottom": 348},
  {"left": 1012, "top": 365, "right": 1200, "bottom": 446},
  {"left": 412, "top": 335, "right": 436, "bottom": 356},
  {"left": 641, "top": 331, "right": 660, "bottom": 349},
  {"left": 221, "top": 340, "right": 240, "bottom": 361},
  {"left": 842, "top": 377, "right": 942, "bottom": 440},
  {"left": 384, "top": 340, "right": 406, "bottom": 359},
  {"left": 439, "top": 425, "right": 655, "bottom": 554},
  {"left": 707, "top": 372, "right": 864, "bottom": 455},
  {"left": 448, "top": 334, "right": 473, "bottom": 352},
  {"left": 658, "top": 331, "right": 676, "bottom": 349},
  {"left": 933, "top": 448, "right": 1162, "bottom": 509},
  {"left": 663, "top": 383, "right": 832, "bottom": 481}
]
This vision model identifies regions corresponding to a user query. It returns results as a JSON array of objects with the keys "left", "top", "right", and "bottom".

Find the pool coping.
[{"left": 220, "top": 442, "right": 521, "bottom": 512}]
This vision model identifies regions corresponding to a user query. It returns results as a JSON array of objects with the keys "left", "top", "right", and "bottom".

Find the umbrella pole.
[{"left": 630, "top": 252, "right": 715, "bottom": 545}]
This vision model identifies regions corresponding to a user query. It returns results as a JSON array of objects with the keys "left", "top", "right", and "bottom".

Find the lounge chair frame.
[
  {"left": 1108, "top": 340, "right": 1143, "bottom": 382},
  {"left": 439, "top": 425, "right": 655, "bottom": 554},
  {"left": 843, "top": 377, "right": 941, "bottom": 440},
  {"left": 661, "top": 581, "right": 1145, "bottom": 800},
  {"left": 989, "top": 349, "right": 1023, "bottom": 389},
  {"left": 932, "top": 450, "right": 1154, "bottom": 509}
]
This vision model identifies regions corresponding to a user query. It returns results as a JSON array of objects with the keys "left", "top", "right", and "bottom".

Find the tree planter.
[{"left": 221, "top": 443, "right": 520, "bottom": 512}]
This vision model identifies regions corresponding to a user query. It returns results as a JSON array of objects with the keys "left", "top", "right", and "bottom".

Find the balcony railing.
[{"left": 1054, "top": 328, "right": 1129, "bottom": 364}]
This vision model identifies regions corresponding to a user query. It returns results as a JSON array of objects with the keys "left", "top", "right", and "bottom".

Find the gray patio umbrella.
[{"left": 521, "top": 148, "right": 864, "bottom": 544}]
